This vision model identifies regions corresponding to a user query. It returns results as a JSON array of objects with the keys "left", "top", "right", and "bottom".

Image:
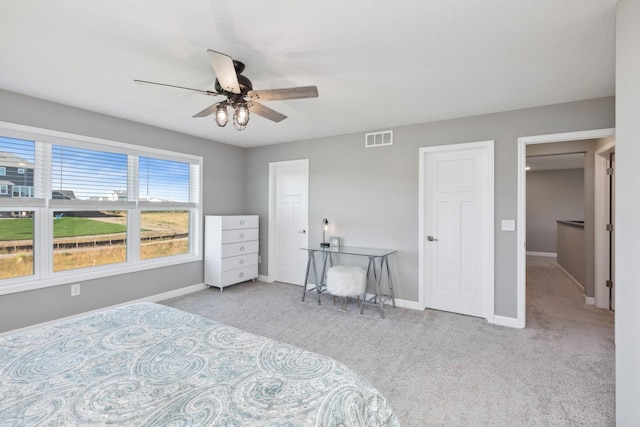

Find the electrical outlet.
[
  {"left": 71, "top": 283, "right": 81, "bottom": 297},
  {"left": 258, "top": 255, "right": 262, "bottom": 264}
]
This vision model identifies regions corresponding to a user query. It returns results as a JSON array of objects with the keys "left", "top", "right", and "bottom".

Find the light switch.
[{"left": 501, "top": 219, "right": 516, "bottom": 231}]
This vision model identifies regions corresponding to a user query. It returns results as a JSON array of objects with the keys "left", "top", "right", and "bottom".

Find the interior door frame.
[
  {"left": 268, "top": 159, "right": 309, "bottom": 284},
  {"left": 418, "top": 140, "right": 495, "bottom": 323},
  {"left": 594, "top": 140, "right": 615, "bottom": 309},
  {"left": 516, "top": 128, "right": 615, "bottom": 328}
]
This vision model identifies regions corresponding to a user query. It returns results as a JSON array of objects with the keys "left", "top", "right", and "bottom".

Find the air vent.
[{"left": 365, "top": 130, "right": 393, "bottom": 148}]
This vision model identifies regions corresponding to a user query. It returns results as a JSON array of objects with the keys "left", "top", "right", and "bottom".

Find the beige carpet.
[{"left": 162, "top": 256, "right": 614, "bottom": 426}]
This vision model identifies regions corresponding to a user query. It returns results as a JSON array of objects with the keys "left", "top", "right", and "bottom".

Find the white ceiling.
[{"left": 0, "top": 1, "right": 616, "bottom": 148}]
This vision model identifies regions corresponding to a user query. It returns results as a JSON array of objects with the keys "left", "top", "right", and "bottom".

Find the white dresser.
[{"left": 204, "top": 215, "right": 259, "bottom": 290}]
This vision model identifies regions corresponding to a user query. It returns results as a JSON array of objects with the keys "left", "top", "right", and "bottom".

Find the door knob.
[
  {"left": 427, "top": 235, "right": 438, "bottom": 241},
  {"left": 298, "top": 229, "right": 306, "bottom": 234}
]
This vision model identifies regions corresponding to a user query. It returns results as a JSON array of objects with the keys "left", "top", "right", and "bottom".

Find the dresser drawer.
[
  {"left": 222, "top": 215, "right": 258, "bottom": 230},
  {"left": 221, "top": 253, "right": 258, "bottom": 271},
  {"left": 221, "top": 265, "right": 258, "bottom": 286},
  {"left": 221, "top": 227, "right": 259, "bottom": 244},
  {"left": 221, "top": 240, "right": 259, "bottom": 258}
]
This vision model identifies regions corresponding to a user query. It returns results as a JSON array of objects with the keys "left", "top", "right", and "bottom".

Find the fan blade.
[
  {"left": 246, "top": 86, "right": 318, "bottom": 101},
  {"left": 193, "top": 102, "right": 226, "bottom": 118},
  {"left": 134, "top": 79, "right": 221, "bottom": 97},
  {"left": 207, "top": 49, "right": 241, "bottom": 94},
  {"left": 247, "top": 102, "right": 287, "bottom": 122}
]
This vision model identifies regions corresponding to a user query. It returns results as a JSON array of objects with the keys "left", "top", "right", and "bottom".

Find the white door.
[
  {"left": 420, "top": 141, "right": 494, "bottom": 319},
  {"left": 270, "top": 160, "right": 309, "bottom": 285}
]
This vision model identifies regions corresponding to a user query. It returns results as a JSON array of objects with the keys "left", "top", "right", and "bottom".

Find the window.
[
  {"left": 0, "top": 210, "right": 34, "bottom": 280},
  {"left": 12, "top": 186, "right": 34, "bottom": 198},
  {"left": 140, "top": 210, "right": 190, "bottom": 260},
  {"left": 53, "top": 210, "right": 127, "bottom": 272},
  {"left": 0, "top": 125, "right": 202, "bottom": 293},
  {"left": 52, "top": 145, "right": 127, "bottom": 200},
  {"left": 0, "top": 167, "right": 5, "bottom": 175}
]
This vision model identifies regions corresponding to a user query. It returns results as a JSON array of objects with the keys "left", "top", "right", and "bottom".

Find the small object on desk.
[
  {"left": 330, "top": 235, "right": 340, "bottom": 247},
  {"left": 320, "top": 218, "right": 330, "bottom": 247}
]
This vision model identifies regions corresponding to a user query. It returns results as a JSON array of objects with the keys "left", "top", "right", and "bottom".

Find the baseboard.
[
  {"left": 258, "top": 275, "right": 272, "bottom": 283},
  {"left": 585, "top": 296, "right": 595, "bottom": 305},
  {"left": 556, "top": 263, "right": 585, "bottom": 292},
  {"left": 492, "top": 315, "right": 524, "bottom": 329},
  {"left": 526, "top": 251, "right": 557, "bottom": 258},
  {"left": 0, "top": 283, "right": 208, "bottom": 337}
]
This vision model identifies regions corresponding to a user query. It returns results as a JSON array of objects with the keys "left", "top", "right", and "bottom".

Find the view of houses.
[{"left": 0, "top": 151, "right": 34, "bottom": 199}]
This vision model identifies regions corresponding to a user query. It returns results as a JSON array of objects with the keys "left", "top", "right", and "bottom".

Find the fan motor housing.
[{"left": 215, "top": 74, "right": 253, "bottom": 96}]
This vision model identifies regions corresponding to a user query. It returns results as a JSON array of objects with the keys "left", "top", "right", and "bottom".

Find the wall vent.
[{"left": 365, "top": 130, "right": 393, "bottom": 148}]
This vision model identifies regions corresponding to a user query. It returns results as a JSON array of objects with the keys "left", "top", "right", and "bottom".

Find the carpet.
[{"left": 162, "top": 256, "right": 614, "bottom": 426}]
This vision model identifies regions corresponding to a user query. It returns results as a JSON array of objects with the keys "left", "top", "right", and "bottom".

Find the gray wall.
[
  {"left": 0, "top": 89, "right": 245, "bottom": 332},
  {"left": 245, "top": 97, "right": 615, "bottom": 318},
  {"left": 556, "top": 222, "right": 585, "bottom": 288},
  {"left": 615, "top": 0, "right": 640, "bottom": 423},
  {"left": 526, "top": 169, "right": 585, "bottom": 254}
]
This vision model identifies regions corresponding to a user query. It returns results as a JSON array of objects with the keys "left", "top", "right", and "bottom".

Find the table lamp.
[{"left": 321, "top": 218, "right": 330, "bottom": 247}]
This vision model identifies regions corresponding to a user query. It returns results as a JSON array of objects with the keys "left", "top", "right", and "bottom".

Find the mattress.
[{"left": 0, "top": 302, "right": 399, "bottom": 426}]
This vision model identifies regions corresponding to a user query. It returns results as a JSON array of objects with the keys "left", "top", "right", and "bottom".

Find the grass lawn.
[
  {"left": 0, "top": 218, "right": 34, "bottom": 240},
  {"left": 0, "top": 217, "right": 126, "bottom": 241}
]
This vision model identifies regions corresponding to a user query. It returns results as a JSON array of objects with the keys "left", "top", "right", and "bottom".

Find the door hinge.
[
  {"left": 606, "top": 280, "right": 613, "bottom": 288},
  {"left": 606, "top": 167, "right": 614, "bottom": 175},
  {"left": 606, "top": 224, "right": 613, "bottom": 231}
]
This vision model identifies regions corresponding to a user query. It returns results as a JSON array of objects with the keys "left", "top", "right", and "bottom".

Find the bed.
[{"left": 0, "top": 302, "right": 399, "bottom": 426}]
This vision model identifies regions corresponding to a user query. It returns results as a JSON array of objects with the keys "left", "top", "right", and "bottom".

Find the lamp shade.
[
  {"left": 215, "top": 104, "right": 228, "bottom": 127},
  {"left": 233, "top": 104, "right": 250, "bottom": 128}
]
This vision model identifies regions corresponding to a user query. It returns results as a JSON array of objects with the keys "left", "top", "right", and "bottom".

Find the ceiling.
[{"left": 0, "top": 1, "right": 616, "bottom": 148}]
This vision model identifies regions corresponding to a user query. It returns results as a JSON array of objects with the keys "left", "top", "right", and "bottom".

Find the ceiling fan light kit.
[
  {"left": 135, "top": 49, "right": 318, "bottom": 132},
  {"left": 214, "top": 103, "right": 229, "bottom": 127}
]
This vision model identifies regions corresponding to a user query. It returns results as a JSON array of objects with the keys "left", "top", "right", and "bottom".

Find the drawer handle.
[
  {"left": 239, "top": 272, "right": 244, "bottom": 278},
  {"left": 240, "top": 233, "right": 245, "bottom": 238},
  {"left": 239, "top": 246, "right": 245, "bottom": 252},
  {"left": 239, "top": 259, "right": 244, "bottom": 265},
  {"left": 240, "top": 220, "right": 245, "bottom": 225}
]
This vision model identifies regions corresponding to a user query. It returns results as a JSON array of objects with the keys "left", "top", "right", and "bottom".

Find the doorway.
[
  {"left": 516, "top": 129, "right": 615, "bottom": 328},
  {"left": 268, "top": 159, "right": 309, "bottom": 285},
  {"left": 418, "top": 140, "right": 494, "bottom": 321}
]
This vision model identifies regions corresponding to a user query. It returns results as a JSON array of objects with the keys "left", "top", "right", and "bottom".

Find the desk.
[{"left": 301, "top": 246, "right": 397, "bottom": 318}]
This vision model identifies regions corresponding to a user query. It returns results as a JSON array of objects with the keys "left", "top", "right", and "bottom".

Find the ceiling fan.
[{"left": 134, "top": 49, "right": 319, "bottom": 130}]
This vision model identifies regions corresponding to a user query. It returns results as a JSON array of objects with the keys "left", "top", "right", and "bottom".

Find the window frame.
[{"left": 0, "top": 121, "right": 203, "bottom": 295}]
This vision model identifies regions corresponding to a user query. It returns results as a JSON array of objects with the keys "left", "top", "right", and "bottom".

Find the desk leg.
[
  {"left": 361, "top": 258, "right": 373, "bottom": 314},
  {"left": 301, "top": 251, "right": 312, "bottom": 302},
  {"left": 311, "top": 252, "right": 322, "bottom": 305},
  {"left": 383, "top": 255, "right": 396, "bottom": 308},
  {"left": 374, "top": 256, "right": 385, "bottom": 318},
  {"left": 320, "top": 252, "right": 329, "bottom": 287}
]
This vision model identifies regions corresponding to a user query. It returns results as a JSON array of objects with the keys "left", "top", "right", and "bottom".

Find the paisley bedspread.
[{"left": 0, "top": 302, "right": 399, "bottom": 426}]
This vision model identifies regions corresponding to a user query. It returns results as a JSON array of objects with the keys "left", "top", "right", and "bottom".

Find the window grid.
[{"left": 0, "top": 126, "right": 202, "bottom": 292}]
